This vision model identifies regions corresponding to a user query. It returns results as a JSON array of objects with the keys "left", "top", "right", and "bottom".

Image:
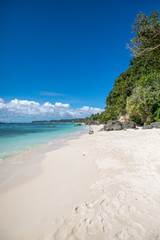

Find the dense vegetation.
[{"left": 85, "top": 11, "right": 160, "bottom": 125}]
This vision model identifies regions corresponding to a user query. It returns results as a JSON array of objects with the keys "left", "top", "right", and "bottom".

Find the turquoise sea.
[{"left": 0, "top": 123, "right": 84, "bottom": 160}]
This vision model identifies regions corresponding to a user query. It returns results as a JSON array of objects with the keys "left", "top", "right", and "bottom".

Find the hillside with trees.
[{"left": 85, "top": 11, "right": 160, "bottom": 125}]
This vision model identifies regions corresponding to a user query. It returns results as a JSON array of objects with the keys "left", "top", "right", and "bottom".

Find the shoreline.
[
  {"left": 0, "top": 125, "right": 90, "bottom": 192},
  {"left": 0, "top": 126, "right": 160, "bottom": 239},
  {"left": 0, "top": 125, "right": 98, "bottom": 240},
  {"left": 0, "top": 123, "right": 87, "bottom": 162}
]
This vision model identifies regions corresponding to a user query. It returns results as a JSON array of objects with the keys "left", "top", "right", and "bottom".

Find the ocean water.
[{"left": 0, "top": 123, "right": 84, "bottom": 160}]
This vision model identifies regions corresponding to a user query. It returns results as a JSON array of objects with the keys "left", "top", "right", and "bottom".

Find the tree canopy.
[
  {"left": 85, "top": 11, "right": 160, "bottom": 125},
  {"left": 129, "top": 11, "right": 160, "bottom": 60}
]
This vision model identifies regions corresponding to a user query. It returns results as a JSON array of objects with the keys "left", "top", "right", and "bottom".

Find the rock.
[
  {"left": 103, "top": 120, "right": 123, "bottom": 131},
  {"left": 74, "top": 123, "right": 82, "bottom": 127},
  {"left": 112, "top": 121, "right": 123, "bottom": 131},
  {"left": 142, "top": 125, "right": 153, "bottom": 129},
  {"left": 100, "top": 120, "right": 136, "bottom": 131},
  {"left": 98, "top": 128, "right": 104, "bottom": 132},
  {"left": 85, "top": 120, "right": 100, "bottom": 125},
  {"left": 142, "top": 122, "right": 160, "bottom": 129},
  {"left": 88, "top": 130, "right": 94, "bottom": 134},
  {"left": 119, "top": 114, "right": 130, "bottom": 122},
  {"left": 94, "top": 120, "right": 100, "bottom": 125},
  {"left": 150, "top": 122, "right": 160, "bottom": 128},
  {"left": 121, "top": 121, "right": 136, "bottom": 129}
]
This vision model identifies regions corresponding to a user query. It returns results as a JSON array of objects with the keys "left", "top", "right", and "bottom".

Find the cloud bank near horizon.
[
  {"left": 0, "top": 98, "right": 104, "bottom": 122},
  {"left": 40, "top": 91, "right": 66, "bottom": 97}
]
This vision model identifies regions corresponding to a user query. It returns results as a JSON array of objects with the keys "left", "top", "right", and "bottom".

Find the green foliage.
[
  {"left": 90, "top": 113, "right": 100, "bottom": 121},
  {"left": 104, "top": 62, "right": 160, "bottom": 122},
  {"left": 129, "top": 114, "right": 143, "bottom": 126},
  {"left": 126, "top": 86, "right": 160, "bottom": 124},
  {"left": 130, "top": 10, "right": 160, "bottom": 64},
  {"left": 154, "top": 108, "right": 160, "bottom": 121},
  {"left": 85, "top": 11, "right": 160, "bottom": 125}
]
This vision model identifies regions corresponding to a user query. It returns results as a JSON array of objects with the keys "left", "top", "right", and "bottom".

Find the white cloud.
[
  {"left": 0, "top": 98, "right": 4, "bottom": 103},
  {"left": 55, "top": 102, "right": 70, "bottom": 108},
  {"left": 40, "top": 91, "right": 65, "bottom": 96},
  {"left": 0, "top": 99, "right": 104, "bottom": 121}
]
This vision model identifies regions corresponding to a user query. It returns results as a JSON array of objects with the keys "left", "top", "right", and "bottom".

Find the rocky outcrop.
[
  {"left": 74, "top": 123, "right": 82, "bottom": 127},
  {"left": 100, "top": 120, "right": 136, "bottom": 131},
  {"left": 119, "top": 114, "right": 130, "bottom": 122},
  {"left": 88, "top": 130, "right": 94, "bottom": 134},
  {"left": 150, "top": 122, "right": 160, "bottom": 128},
  {"left": 121, "top": 121, "right": 136, "bottom": 129},
  {"left": 104, "top": 121, "right": 123, "bottom": 131},
  {"left": 142, "top": 122, "right": 160, "bottom": 129},
  {"left": 85, "top": 120, "right": 100, "bottom": 125},
  {"left": 142, "top": 125, "right": 153, "bottom": 129}
]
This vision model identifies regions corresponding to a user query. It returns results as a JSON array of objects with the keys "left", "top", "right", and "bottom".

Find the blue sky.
[{"left": 0, "top": 0, "right": 160, "bottom": 121}]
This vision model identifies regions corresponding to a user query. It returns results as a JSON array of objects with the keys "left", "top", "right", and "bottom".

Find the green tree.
[
  {"left": 85, "top": 11, "right": 160, "bottom": 125},
  {"left": 128, "top": 11, "right": 160, "bottom": 62},
  {"left": 126, "top": 85, "right": 160, "bottom": 124}
]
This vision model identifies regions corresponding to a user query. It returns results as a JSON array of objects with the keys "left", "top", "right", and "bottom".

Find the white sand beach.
[{"left": 0, "top": 126, "right": 160, "bottom": 240}]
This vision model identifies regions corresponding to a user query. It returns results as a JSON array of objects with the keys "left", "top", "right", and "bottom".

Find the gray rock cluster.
[
  {"left": 100, "top": 120, "right": 136, "bottom": 131},
  {"left": 74, "top": 123, "right": 82, "bottom": 127},
  {"left": 88, "top": 130, "right": 94, "bottom": 134},
  {"left": 142, "top": 122, "right": 160, "bottom": 129},
  {"left": 85, "top": 120, "right": 100, "bottom": 125}
]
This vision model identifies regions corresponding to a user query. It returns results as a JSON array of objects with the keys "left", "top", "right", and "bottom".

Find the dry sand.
[{"left": 0, "top": 126, "right": 160, "bottom": 240}]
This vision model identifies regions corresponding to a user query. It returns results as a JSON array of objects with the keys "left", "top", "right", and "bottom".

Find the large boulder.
[
  {"left": 142, "top": 125, "right": 153, "bottom": 129},
  {"left": 100, "top": 120, "right": 136, "bottom": 131},
  {"left": 150, "top": 122, "right": 160, "bottom": 128},
  {"left": 103, "top": 120, "right": 123, "bottom": 131},
  {"left": 85, "top": 120, "right": 100, "bottom": 125},
  {"left": 121, "top": 121, "right": 136, "bottom": 129},
  {"left": 89, "top": 130, "right": 94, "bottom": 134}
]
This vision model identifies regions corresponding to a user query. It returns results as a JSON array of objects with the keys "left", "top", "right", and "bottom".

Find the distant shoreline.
[{"left": 32, "top": 118, "right": 85, "bottom": 123}]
